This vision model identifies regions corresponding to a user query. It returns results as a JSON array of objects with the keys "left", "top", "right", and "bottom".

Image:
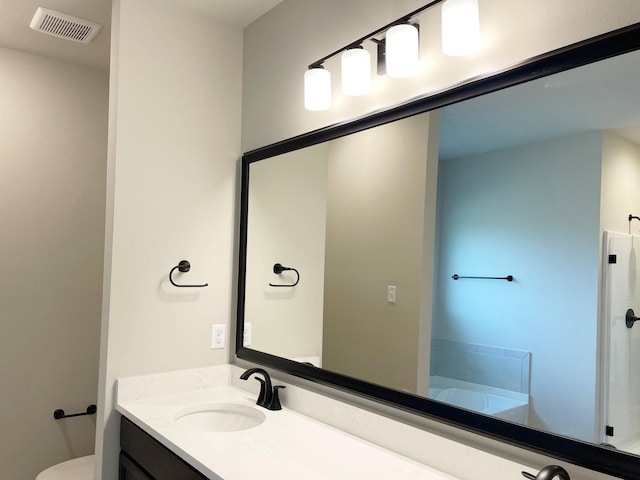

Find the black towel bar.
[
  {"left": 54, "top": 404, "right": 97, "bottom": 420},
  {"left": 452, "top": 274, "right": 514, "bottom": 282}
]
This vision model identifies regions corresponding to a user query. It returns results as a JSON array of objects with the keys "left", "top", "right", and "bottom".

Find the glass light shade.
[
  {"left": 442, "top": 0, "right": 480, "bottom": 56},
  {"left": 304, "top": 67, "right": 331, "bottom": 111},
  {"left": 385, "top": 24, "right": 419, "bottom": 78},
  {"left": 341, "top": 48, "right": 371, "bottom": 96}
]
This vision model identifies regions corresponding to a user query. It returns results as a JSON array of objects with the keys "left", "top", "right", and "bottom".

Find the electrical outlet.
[
  {"left": 211, "top": 324, "right": 225, "bottom": 349},
  {"left": 243, "top": 322, "right": 252, "bottom": 346}
]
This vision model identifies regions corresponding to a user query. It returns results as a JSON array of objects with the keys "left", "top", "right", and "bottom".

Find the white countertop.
[{"left": 116, "top": 366, "right": 458, "bottom": 480}]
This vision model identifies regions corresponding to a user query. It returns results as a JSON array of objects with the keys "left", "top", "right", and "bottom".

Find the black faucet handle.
[
  {"left": 254, "top": 377, "right": 268, "bottom": 406},
  {"left": 267, "top": 385, "right": 286, "bottom": 411}
]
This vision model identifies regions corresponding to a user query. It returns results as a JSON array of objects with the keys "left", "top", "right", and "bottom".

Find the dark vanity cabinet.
[{"left": 119, "top": 416, "right": 210, "bottom": 480}]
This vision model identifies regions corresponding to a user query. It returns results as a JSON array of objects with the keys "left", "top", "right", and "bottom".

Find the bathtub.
[{"left": 428, "top": 376, "right": 529, "bottom": 424}]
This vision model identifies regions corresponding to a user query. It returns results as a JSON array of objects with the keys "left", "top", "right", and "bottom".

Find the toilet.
[{"left": 36, "top": 454, "right": 94, "bottom": 480}]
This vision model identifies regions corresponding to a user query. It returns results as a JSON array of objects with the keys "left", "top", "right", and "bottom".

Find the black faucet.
[{"left": 239, "top": 368, "right": 286, "bottom": 411}]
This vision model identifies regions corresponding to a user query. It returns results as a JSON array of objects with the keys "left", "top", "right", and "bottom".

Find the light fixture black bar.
[{"left": 308, "top": 0, "right": 444, "bottom": 68}]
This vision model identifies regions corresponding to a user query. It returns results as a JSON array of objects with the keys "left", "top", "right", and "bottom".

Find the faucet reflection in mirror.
[
  {"left": 522, "top": 465, "right": 570, "bottom": 480},
  {"left": 304, "top": 0, "right": 480, "bottom": 111}
]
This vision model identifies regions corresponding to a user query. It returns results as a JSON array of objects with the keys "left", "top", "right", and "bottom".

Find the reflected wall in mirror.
[
  {"left": 246, "top": 112, "right": 439, "bottom": 396},
  {"left": 238, "top": 24, "right": 640, "bottom": 479}
]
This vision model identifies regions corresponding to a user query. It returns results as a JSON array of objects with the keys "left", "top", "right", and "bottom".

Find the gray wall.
[
  {"left": 0, "top": 46, "right": 108, "bottom": 480},
  {"left": 322, "top": 112, "right": 438, "bottom": 394},
  {"left": 433, "top": 132, "right": 603, "bottom": 442},
  {"left": 245, "top": 143, "right": 328, "bottom": 361},
  {"left": 601, "top": 131, "right": 640, "bottom": 233},
  {"left": 96, "top": 1, "right": 243, "bottom": 477}
]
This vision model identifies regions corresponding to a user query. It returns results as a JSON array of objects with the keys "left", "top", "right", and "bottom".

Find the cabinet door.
[
  {"left": 120, "top": 416, "right": 211, "bottom": 480},
  {"left": 119, "top": 452, "right": 154, "bottom": 480}
]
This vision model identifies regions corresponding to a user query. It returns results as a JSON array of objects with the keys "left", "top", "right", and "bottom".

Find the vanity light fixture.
[
  {"left": 304, "top": 66, "right": 332, "bottom": 111},
  {"left": 442, "top": 0, "right": 480, "bottom": 56},
  {"left": 385, "top": 23, "right": 420, "bottom": 78},
  {"left": 341, "top": 46, "right": 372, "bottom": 96},
  {"left": 303, "top": 0, "right": 480, "bottom": 111}
]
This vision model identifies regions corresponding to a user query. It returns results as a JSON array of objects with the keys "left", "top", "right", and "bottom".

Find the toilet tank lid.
[{"left": 36, "top": 454, "right": 94, "bottom": 480}]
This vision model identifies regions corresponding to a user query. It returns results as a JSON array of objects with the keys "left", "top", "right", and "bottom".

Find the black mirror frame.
[{"left": 237, "top": 22, "right": 640, "bottom": 480}]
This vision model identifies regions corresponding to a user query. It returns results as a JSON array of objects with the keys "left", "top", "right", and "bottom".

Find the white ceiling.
[
  {"left": 439, "top": 49, "right": 640, "bottom": 160},
  {"left": 0, "top": 0, "right": 281, "bottom": 71}
]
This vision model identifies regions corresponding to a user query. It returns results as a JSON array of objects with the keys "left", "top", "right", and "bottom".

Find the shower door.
[{"left": 602, "top": 231, "right": 640, "bottom": 453}]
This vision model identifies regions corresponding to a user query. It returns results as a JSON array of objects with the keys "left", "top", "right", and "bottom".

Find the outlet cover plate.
[{"left": 211, "top": 324, "right": 225, "bottom": 349}]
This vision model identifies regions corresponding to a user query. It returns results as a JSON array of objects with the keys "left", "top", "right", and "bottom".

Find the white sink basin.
[{"left": 175, "top": 403, "right": 266, "bottom": 432}]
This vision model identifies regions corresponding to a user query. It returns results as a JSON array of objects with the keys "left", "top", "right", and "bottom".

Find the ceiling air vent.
[{"left": 30, "top": 7, "right": 102, "bottom": 44}]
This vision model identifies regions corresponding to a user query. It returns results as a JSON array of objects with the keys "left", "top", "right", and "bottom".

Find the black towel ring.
[
  {"left": 269, "top": 263, "right": 300, "bottom": 287},
  {"left": 169, "top": 260, "right": 208, "bottom": 288}
]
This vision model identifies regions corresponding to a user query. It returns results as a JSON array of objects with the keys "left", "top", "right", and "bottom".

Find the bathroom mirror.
[{"left": 237, "top": 23, "right": 640, "bottom": 479}]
